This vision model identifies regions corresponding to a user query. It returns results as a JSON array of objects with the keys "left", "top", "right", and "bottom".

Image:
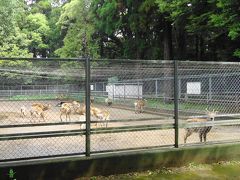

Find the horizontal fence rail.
[{"left": 1, "top": 57, "right": 240, "bottom": 164}]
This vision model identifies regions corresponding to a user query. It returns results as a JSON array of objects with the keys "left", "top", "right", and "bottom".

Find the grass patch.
[
  {"left": 9, "top": 93, "right": 85, "bottom": 101},
  {"left": 10, "top": 94, "right": 58, "bottom": 100},
  {"left": 78, "top": 161, "right": 240, "bottom": 180},
  {"left": 9, "top": 94, "right": 224, "bottom": 113}
]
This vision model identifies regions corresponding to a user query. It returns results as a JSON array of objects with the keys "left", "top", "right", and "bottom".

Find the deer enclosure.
[{"left": 1, "top": 58, "right": 240, "bottom": 162}]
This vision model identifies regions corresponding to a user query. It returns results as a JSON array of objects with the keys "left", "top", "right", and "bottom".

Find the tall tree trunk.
[
  {"left": 195, "top": 35, "right": 199, "bottom": 60},
  {"left": 33, "top": 48, "right": 37, "bottom": 58},
  {"left": 41, "top": 49, "right": 47, "bottom": 58},
  {"left": 209, "top": 41, "right": 217, "bottom": 61},
  {"left": 100, "top": 37, "right": 104, "bottom": 57},
  {"left": 176, "top": 26, "right": 186, "bottom": 60},
  {"left": 196, "top": 35, "right": 204, "bottom": 60},
  {"left": 199, "top": 36, "right": 204, "bottom": 60},
  {"left": 163, "top": 19, "right": 173, "bottom": 60},
  {"left": 163, "top": 19, "right": 174, "bottom": 102}
]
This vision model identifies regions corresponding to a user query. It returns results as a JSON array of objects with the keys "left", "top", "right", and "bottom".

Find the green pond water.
[{"left": 86, "top": 161, "right": 240, "bottom": 180}]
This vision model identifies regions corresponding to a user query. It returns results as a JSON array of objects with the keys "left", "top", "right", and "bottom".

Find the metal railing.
[{"left": 1, "top": 57, "right": 240, "bottom": 164}]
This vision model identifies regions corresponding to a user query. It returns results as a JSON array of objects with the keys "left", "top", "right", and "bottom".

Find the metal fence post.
[
  {"left": 209, "top": 77, "right": 212, "bottom": 102},
  {"left": 85, "top": 57, "right": 91, "bottom": 156},
  {"left": 174, "top": 60, "right": 179, "bottom": 148},
  {"left": 123, "top": 83, "right": 126, "bottom": 102},
  {"left": 112, "top": 84, "right": 114, "bottom": 101},
  {"left": 137, "top": 81, "right": 140, "bottom": 99},
  {"left": 155, "top": 80, "right": 158, "bottom": 98}
]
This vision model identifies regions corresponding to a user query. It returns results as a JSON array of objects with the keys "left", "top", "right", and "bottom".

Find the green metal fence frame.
[
  {"left": 2, "top": 57, "right": 240, "bottom": 163},
  {"left": 0, "top": 57, "right": 184, "bottom": 162}
]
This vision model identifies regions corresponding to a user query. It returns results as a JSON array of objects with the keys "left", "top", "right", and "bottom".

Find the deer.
[
  {"left": 105, "top": 98, "right": 113, "bottom": 106},
  {"left": 56, "top": 100, "right": 80, "bottom": 108},
  {"left": 71, "top": 101, "right": 81, "bottom": 113},
  {"left": 134, "top": 99, "right": 147, "bottom": 113},
  {"left": 60, "top": 101, "right": 84, "bottom": 122},
  {"left": 30, "top": 103, "right": 51, "bottom": 121},
  {"left": 184, "top": 109, "right": 218, "bottom": 143},
  {"left": 80, "top": 105, "right": 110, "bottom": 127},
  {"left": 20, "top": 106, "right": 27, "bottom": 118},
  {"left": 90, "top": 106, "right": 110, "bottom": 128},
  {"left": 77, "top": 105, "right": 110, "bottom": 127},
  {"left": 74, "top": 105, "right": 86, "bottom": 116},
  {"left": 99, "top": 111, "right": 110, "bottom": 127},
  {"left": 90, "top": 96, "right": 95, "bottom": 104},
  {"left": 32, "top": 103, "right": 51, "bottom": 111},
  {"left": 60, "top": 102, "right": 72, "bottom": 121}
]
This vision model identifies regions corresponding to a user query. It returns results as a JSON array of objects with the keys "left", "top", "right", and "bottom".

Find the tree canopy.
[{"left": 0, "top": 0, "right": 239, "bottom": 61}]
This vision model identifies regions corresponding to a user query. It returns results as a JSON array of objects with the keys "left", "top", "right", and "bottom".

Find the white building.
[{"left": 106, "top": 83, "right": 143, "bottom": 99}]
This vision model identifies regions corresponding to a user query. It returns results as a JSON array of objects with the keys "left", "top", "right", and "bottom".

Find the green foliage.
[
  {"left": 48, "top": 7, "right": 63, "bottom": 57},
  {"left": 1, "top": 0, "right": 240, "bottom": 61},
  {"left": 0, "top": 0, "right": 31, "bottom": 57},
  {"left": 92, "top": 0, "right": 164, "bottom": 59},
  {"left": 55, "top": 0, "right": 99, "bottom": 58},
  {"left": 24, "top": 13, "right": 51, "bottom": 53},
  {"left": 210, "top": 0, "right": 240, "bottom": 57},
  {"left": 233, "top": 49, "right": 240, "bottom": 57}
]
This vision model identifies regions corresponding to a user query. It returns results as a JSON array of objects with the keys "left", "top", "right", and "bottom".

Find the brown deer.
[
  {"left": 184, "top": 109, "right": 218, "bottom": 143},
  {"left": 74, "top": 105, "right": 86, "bottom": 116},
  {"left": 90, "top": 106, "right": 110, "bottom": 127},
  {"left": 59, "top": 101, "right": 84, "bottom": 121},
  {"left": 30, "top": 103, "right": 51, "bottom": 121},
  {"left": 78, "top": 105, "right": 110, "bottom": 127},
  {"left": 134, "top": 99, "right": 147, "bottom": 113},
  {"left": 71, "top": 101, "right": 81, "bottom": 113},
  {"left": 32, "top": 103, "right": 51, "bottom": 111},
  {"left": 60, "top": 102, "right": 72, "bottom": 121}
]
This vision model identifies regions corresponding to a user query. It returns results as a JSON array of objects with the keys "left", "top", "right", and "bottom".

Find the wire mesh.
[
  {"left": 0, "top": 135, "right": 85, "bottom": 161},
  {"left": 2, "top": 58, "right": 240, "bottom": 162},
  {"left": 0, "top": 58, "right": 86, "bottom": 161},
  {"left": 178, "top": 61, "right": 240, "bottom": 145},
  {"left": 91, "top": 129, "right": 174, "bottom": 153},
  {"left": 89, "top": 60, "right": 175, "bottom": 152}
]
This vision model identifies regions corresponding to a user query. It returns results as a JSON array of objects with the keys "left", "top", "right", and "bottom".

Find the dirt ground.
[{"left": 0, "top": 100, "right": 240, "bottom": 161}]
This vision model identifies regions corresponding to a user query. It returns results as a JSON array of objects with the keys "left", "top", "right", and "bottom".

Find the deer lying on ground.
[
  {"left": 184, "top": 109, "right": 218, "bottom": 143},
  {"left": 134, "top": 99, "right": 147, "bottom": 113},
  {"left": 30, "top": 103, "right": 51, "bottom": 121}
]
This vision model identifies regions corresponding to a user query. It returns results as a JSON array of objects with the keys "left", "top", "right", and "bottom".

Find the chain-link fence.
[
  {"left": 89, "top": 60, "right": 174, "bottom": 153},
  {"left": 1, "top": 58, "right": 240, "bottom": 163},
  {"left": 178, "top": 61, "right": 240, "bottom": 145},
  {"left": 0, "top": 57, "right": 86, "bottom": 162}
]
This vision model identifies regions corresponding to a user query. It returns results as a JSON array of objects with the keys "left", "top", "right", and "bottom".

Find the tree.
[
  {"left": 48, "top": 7, "right": 63, "bottom": 57},
  {"left": 55, "top": 0, "right": 99, "bottom": 58},
  {"left": 0, "top": 0, "right": 31, "bottom": 57},
  {"left": 92, "top": 0, "right": 165, "bottom": 59},
  {"left": 210, "top": 0, "right": 240, "bottom": 59},
  {"left": 23, "top": 13, "right": 51, "bottom": 57}
]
